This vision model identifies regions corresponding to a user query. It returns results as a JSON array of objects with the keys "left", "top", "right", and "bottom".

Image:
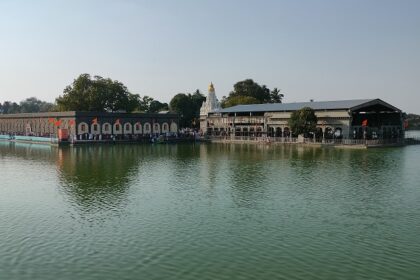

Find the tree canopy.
[
  {"left": 288, "top": 107, "right": 318, "bottom": 137},
  {"left": 20, "top": 97, "right": 55, "bottom": 113},
  {"left": 221, "top": 79, "right": 283, "bottom": 108},
  {"left": 148, "top": 100, "right": 169, "bottom": 113},
  {"left": 221, "top": 96, "right": 260, "bottom": 108},
  {"left": 0, "top": 98, "right": 55, "bottom": 114},
  {"left": 169, "top": 90, "right": 205, "bottom": 128},
  {"left": 56, "top": 74, "right": 140, "bottom": 112}
]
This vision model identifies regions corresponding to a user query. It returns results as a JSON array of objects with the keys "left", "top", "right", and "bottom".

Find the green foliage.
[
  {"left": 56, "top": 74, "right": 140, "bottom": 112},
  {"left": 148, "top": 100, "right": 169, "bottom": 113},
  {"left": 270, "top": 88, "right": 284, "bottom": 103},
  {"left": 221, "top": 96, "right": 259, "bottom": 108},
  {"left": 0, "top": 101, "right": 21, "bottom": 114},
  {"left": 222, "top": 79, "right": 284, "bottom": 108},
  {"left": 20, "top": 97, "right": 55, "bottom": 113},
  {"left": 137, "top": 96, "right": 154, "bottom": 112},
  {"left": 0, "top": 98, "right": 55, "bottom": 114},
  {"left": 288, "top": 107, "right": 318, "bottom": 137},
  {"left": 169, "top": 90, "right": 205, "bottom": 128}
]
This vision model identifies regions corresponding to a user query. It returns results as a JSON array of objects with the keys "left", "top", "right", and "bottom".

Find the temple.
[
  {"left": 200, "top": 82, "right": 221, "bottom": 129},
  {"left": 200, "top": 98, "right": 405, "bottom": 140}
]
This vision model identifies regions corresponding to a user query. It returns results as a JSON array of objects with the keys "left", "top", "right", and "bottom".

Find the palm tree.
[{"left": 270, "top": 88, "right": 284, "bottom": 103}]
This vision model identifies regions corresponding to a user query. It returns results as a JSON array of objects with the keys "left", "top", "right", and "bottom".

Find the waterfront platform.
[
  {"left": 0, "top": 134, "right": 200, "bottom": 146},
  {"left": 208, "top": 136, "right": 420, "bottom": 149}
]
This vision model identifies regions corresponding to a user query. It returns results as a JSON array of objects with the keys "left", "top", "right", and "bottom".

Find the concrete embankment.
[{"left": 209, "top": 137, "right": 411, "bottom": 149}]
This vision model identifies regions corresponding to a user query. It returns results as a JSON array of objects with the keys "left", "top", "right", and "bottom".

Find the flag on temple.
[
  {"left": 404, "top": 120, "right": 409, "bottom": 128},
  {"left": 92, "top": 117, "right": 98, "bottom": 124},
  {"left": 48, "top": 118, "right": 56, "bottom": 124},
  {"left": 68, "top": 119, "right": 75, "bottom": 126},
  {"left": 362, "top": 119, "right": 368, "bottom": 127},
  {"left": 115, "top": 119, "right": 120, "bottom": 125}
]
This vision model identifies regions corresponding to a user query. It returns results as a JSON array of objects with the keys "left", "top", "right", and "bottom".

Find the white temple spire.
[{"left": 200, "top": 82, "right": 221, "bottom": 117}]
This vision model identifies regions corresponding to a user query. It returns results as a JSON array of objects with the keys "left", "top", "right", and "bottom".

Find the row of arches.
[
  {"left": 267, "top": 127, "right": 291, "bottom": 137},
  {"left": 77, "top": 122, "right": 177, "bottom": 135},
  {"left": 236, "top": 126, "right": 263, "bottom": 137},
  {"left": 267, "top": 126, "right": 343, "bottom": 139}
]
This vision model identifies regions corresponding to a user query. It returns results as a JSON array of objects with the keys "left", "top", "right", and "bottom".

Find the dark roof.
[
  {"left": 215, "top": 99, "right": 400, "bottom": 113},
  {"left": 0, "top": 111, "right": 178, "bottom": 119}
]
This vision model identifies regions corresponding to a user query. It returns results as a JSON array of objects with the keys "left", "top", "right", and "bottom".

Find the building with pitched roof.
[{"left": 201, "top": 98, "right": 404, "bottom": 140}]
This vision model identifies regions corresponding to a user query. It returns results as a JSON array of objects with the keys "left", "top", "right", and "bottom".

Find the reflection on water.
[
  {"left": 57, "top": 146, "right": 141, "bottom": 212},
  {"left": 1, "top": 141, "right": 420, "bottom": 280}
]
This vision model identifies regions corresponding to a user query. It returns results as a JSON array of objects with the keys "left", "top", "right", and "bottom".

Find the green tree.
[
  {"left": 288, "top": 107, "right": 318, "bottom": 137},
  {"left": 221, "top": 79, "right": 284, "bottom": 108},
  {"left": 270, "top": 88, "right": 284, "bottom": 103},
  {"left": 221, "top": 95, "right": 259, "bottom": 108},
  {"left": 19, "top": 97, "right": 55, "bottom": 113},
  {"left": 170, "top": 94, "right": 193, "bottom": 128},
  {"left": 148, "top": 100, "right": 169, "bottom": 113},
  {"left": 169, "top": 90, "right": 205, "bottom": 128},
  {"left": 56, "top": 74, "right": 140, "bottom": 112},
  {"left": 0, "top": 101, "right": 21, "bottom": 114},
  {"left": 137, "top": 96, "right": 154, "bottom": 112},
  {"left": 229, "top": 79, "right": 271, "bottom": 103}
]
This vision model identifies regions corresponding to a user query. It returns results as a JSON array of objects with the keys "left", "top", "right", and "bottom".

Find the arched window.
[
  {"left": 123, "top": 123, "right": 132, "bottom": 134},
  {"left": 162, "top": 122, "right": 169, "bottom": 133},
  {"left": 91, "top": 123, "right": 100, "bottom": 135},
  {"left": 170, "top": 122, "right": 178, "bottom": 133},
  {"left": 143, "top": 122, "right": 151, "bottom": 134},
  {"left": 78, "top": 122, "right": 89, "bottom": 135},
  {"left": 113, "top": 123, "right": 122, "bottom": 134},
  {"left": 153, "top": 123, "right": 160, "bottom": 134},
  {"left": 134, "top": 123, "right": 142, "bottom": 134},
  {"left": 102, "top": 123, "right": 112, "bottom": 135}
]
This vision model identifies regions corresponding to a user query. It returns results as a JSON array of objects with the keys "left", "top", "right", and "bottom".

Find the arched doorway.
[
  {"left": 256, "top": 127, "right": 262, "bottom": 137},
  {"left": 243, "top": 127, "right": 249, "bottom": 136},
  {"left": 325, "top": 127, "right": 333, "bottom": 139},
  {"left": 334, "top": 127, "right": 343, "bottom": 139},
  {"left": 283, "top": 127, "right": 290, "bottom": 137},
  {"left": 268, "top": 127, "right": 274, "bottom": 137}
]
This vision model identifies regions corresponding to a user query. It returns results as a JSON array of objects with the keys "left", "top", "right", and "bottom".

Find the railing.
[
  {"left": 209, "top": 135, "right": 298, "bottom": 143},
  {"left": 305, "top": 138, "right": 406, "bottom": 146},
  {"left": 208, "top": 135, "right": 419, "bottom": 146}
]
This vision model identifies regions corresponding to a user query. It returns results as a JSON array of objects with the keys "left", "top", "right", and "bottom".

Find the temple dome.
[{"left": 208, "top": 82, "right": 215, "bottom": 92}]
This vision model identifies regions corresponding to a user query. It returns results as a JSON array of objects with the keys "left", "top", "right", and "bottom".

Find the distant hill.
[{"left": 407, "top": 114, "right": 420, "bottom": 130}]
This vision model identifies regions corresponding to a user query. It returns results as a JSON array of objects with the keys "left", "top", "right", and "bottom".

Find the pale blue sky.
[{"left": 1, "top": 0, "right": 419, "bottom": 113}]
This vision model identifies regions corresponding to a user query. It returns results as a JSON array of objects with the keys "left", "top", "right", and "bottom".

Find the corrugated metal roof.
[{"left": 215, "top": 99, "right": 376, "bottom": 113}]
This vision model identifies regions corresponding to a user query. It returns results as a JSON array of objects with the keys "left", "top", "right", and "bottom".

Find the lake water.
[{"left": 1, "top": 141, "right": 420, "bottom": 280}]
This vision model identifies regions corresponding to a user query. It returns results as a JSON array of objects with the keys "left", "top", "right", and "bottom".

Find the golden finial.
[{"left": 208, "top": 82, "right": 215, "bottom": 92}]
